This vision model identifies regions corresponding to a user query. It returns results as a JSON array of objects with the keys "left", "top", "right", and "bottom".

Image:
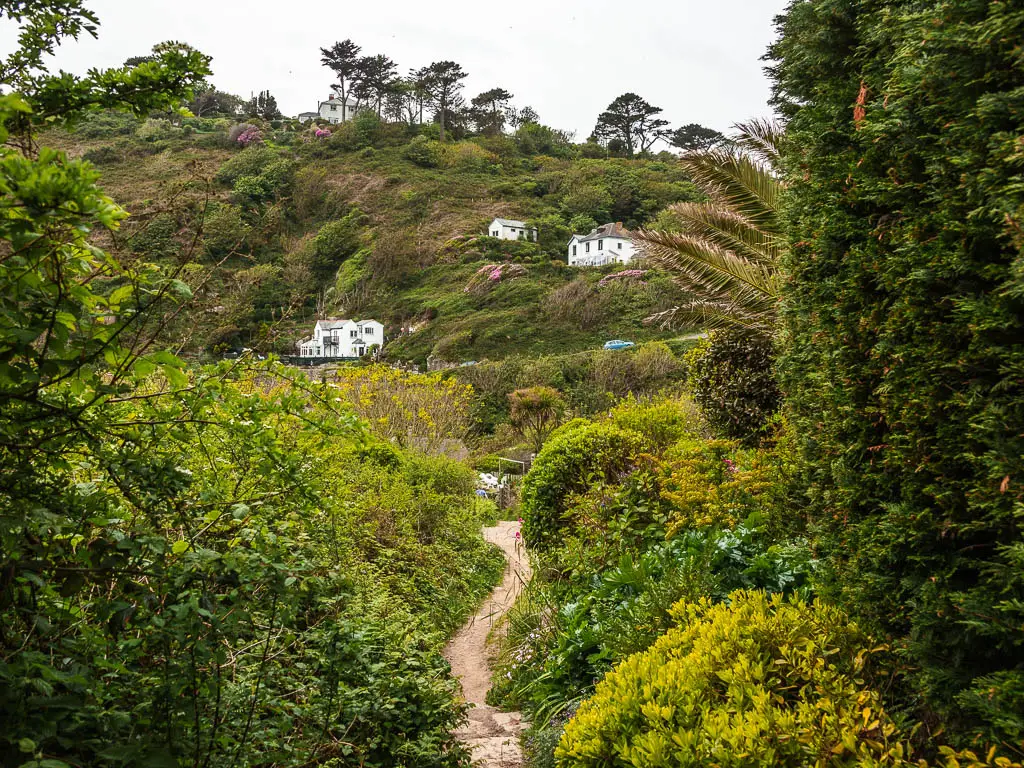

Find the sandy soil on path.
[{"left": 444, "top": 521, "right": 532, "bottom": 768}]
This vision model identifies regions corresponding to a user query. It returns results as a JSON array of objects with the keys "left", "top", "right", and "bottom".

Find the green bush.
[
  {"left": 72, "top": 109, "right": 139, "bottom": 138},
  {"left": 557, "top": 591, "right": 909, "bottom": 768},
  {"left": 685, "top": 330, "right": 779, "bottom": 442},
  {"left": 404, "top": 135, "right": 441, "bottom": 167},
  {"left": 215, "top": 145, "right": 279, "bottom": 185},
  {"left": 608, "top": 396, "right": 702, "bottom": 452},
  {"left": 202, "top": 203, "right": 249, "bottom": 258},
  {"left": 81, "top": 145, "right": 120, "bottom": 165},
  {"left": 771, "top": 0, "right": 1024, "bottom": 746},
  {"left": 313, "top": 208, "right": 367, "bottom": 280},
  {"left": 135, "top": 117, "right": 180, "bottom": 142},
  {"left": 521, "top": 420, "right": 642, "bottom": 551}
]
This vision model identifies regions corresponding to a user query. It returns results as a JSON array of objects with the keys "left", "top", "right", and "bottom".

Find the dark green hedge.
[{"left": 770, "top": 0, "right": 1024, "bottom": 749}]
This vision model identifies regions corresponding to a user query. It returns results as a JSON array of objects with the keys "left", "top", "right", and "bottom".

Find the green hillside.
[{"left": 45, "top": 111, "right": 699, "bottom": 364}]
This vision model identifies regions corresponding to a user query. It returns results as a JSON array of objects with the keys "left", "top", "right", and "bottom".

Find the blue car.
[{"left": 603, "top": 340, "right": 635, "bottom": 350}]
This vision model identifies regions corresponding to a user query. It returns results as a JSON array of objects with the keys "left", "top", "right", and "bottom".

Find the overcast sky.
[{"left": 2, "top": 0, "right": 789, "bottom": 138}]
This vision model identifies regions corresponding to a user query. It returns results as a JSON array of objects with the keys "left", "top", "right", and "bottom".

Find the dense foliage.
[
  {"left": 685, "top": 329, "right": 781, "bottom": 441},
  {"left": 558, "top": 591, "right": 909, "bottom": 768},
  {"left": 496, "top": 399, "right": 816, "bottom": 764},
  {"left": 0, "top": 10, "right": 504, "bottom": 767},
  {"left": 770, "top": 0, "right": 1024, "bottom": 750}
]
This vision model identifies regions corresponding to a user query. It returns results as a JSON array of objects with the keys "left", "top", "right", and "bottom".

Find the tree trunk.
[{"left": 438, "top": 97, "right": 446, "bottom": 142}]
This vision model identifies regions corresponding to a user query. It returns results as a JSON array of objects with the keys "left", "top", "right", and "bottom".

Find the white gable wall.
[
  {"left": 488, "top": 218, "right": 537, "bottom": 242},
  {"left": 568, "top": 235, "right": 636, "bottom": 266},
  {"left": 299, "top": 319, "right": 384, "bottom": 358}
]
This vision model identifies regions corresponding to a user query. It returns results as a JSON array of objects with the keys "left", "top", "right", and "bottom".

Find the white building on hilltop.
[
  {"left": 568, "top": 222, "right": 637, "bottom": 266},
  {"left": 317, "top": 95, "right": 362, "bottom": 124},
  {"left": 298, "top": 318, "right": 384, "bottom": 358},
  {"left": 488, "top": 217, "right": 538, "bottom": 242}
]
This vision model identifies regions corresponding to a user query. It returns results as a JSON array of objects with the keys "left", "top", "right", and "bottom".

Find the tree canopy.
[{"left": 593, "top": 93, "right": 670, "bottom": 156}]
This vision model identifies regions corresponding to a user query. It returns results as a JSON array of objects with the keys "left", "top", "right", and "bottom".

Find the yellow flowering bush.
[
  {"left": 557, "top": 591, "right": 911, "bottom": 768},
  {"left": 331, "top": 365, "right": 472, "bottom": 453}
]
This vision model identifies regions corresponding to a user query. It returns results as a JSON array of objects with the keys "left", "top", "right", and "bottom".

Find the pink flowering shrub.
[
  {"left": 314, "top": 128, "right": 331, "bottom": 139},
  {"left": 598, "top": 269, "right": 647, "bottom": 287},
  {"left": 464, "top": 263, "right": 527, "bottom": 293},
  {"left": 235, "top": 126, "right": 263, "bottom": 147}
]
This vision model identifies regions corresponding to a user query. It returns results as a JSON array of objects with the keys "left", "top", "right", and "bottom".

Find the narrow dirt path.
[{"left": 445, "top": 521, "right": 532, "bottom": 768}]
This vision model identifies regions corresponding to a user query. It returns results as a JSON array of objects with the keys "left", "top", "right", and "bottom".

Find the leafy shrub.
[
  {"left": 313, "top": 207, "right": 367, "bottom": 280},
  {"left": 135, "top": 117, "right": 180, "bottom": 141},
  {"left": 445, "top": 142, "right": 500, "bottom": 172},
  {"left": 521, "top": 420, "right": 643, "bottom": 551},
  {"left": 771, "top": 0, "right": 1024, "bottom": 746},
  {"left": 202, "top": 202, "right": 249, "bottom": 258},
  {"left": 232, "top": 158, "right": 293, "bottom": 205},
  {"left": 215, "top": 145, "right": 278, "bottom": 185},
  {"left": 404, "top": 135, "right": 441, "bottom": 167},
  {"left": 81, "top": 145, "right": 120, "bottom": 165},
  {"left": 590, "top": 342, "right": 684, "bottom": 400},
  {"left": 685, "top": 329, "right": 779, "bottom": 442},
  {"left": 557, "top": 591, "right": 909, "bottom": 768},
  {"left": 71, "top": 110, "right": 139, "bottom": 137},
  {"left": 608, "top": 396, "right": 702, "bottom": 452}
]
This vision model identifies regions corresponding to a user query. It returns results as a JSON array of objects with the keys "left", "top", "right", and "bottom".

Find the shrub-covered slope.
[{"left": 46, "top": 112, "right": 699, "bottom": 364}]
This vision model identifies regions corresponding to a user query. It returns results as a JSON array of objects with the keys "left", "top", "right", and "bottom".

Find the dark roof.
[
  {"left": 491, "top": 217, "right": 536, "bottom": 229},
  {"left": 577, "top": 222, "right": 632, "bottom": 243}
]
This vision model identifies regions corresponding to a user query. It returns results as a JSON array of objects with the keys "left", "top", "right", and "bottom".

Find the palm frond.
[
  {"left": 680, "top": 151, "right": 782, "bottom": 228},
  {"left": 730, "top": 118, "right": 784, "bottom": 168},
  {"left": 633, "top": 229, "right": 780, "bottom": 301},
  {"left": 663, "top": 202, "right": 782, "bottom": 266},
  {"left": 640, "top": 118, "right": 786, "bottom": 336}
]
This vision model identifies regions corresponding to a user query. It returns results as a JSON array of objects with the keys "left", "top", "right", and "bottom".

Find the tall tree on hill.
[
  {"left": 320, "top": 38, "right": 361, "bottom": 108},
  {"left": 246, "top": 90, "right": 281, "bottom": 120},
  {"left": 190, "top": 85, "right": 242, "bottom": 117},
  {"left": 593, "top": 93, "right": 670, "bottom": 156},
  {"left": 507, "top": 105, "right": 539, "bottom": 130},
  {"left": 353, "top": 54, "right": 397, "bottom": 116},
  {"left": 471, "top": 87, "right": 513, "bottom": 136},
  {"left": 416, "top": 61, "right": 468, "bottom": 141},
  {"left": 670, "top": 123, "right": 726, "bottom": 152}
]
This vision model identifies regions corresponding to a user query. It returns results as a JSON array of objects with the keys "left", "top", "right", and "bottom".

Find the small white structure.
[
  {"left": 317, "top": 95, "right": 362, "bottom": 125},
  {"left": 297, "top": 111, "right": 320, "bottom": 123},
  {"left": 488, "top": 217, "right": 538, "bottom": 242},
  {"left": 568, "top": 222, "right": 637, "bottom": 266},
  {"left": 297, "top": 318, "right": 384, "bottom": 358}
]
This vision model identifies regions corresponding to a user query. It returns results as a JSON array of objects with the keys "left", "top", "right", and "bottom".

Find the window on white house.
[
  {"left": 364, "top": 327, "right": 372, "bottom": 335},
  {"left": 350, "top": 330, "right": 357, "bottom": 338},
  {"left": 330, "top": 104, "right": 337, "bottom": 111},
  {"left": 492, "top": 230, "right": 498, "bottom": 236},
  {"left": 618, "top": 242, "right": 622, "bottom": 249},
  {"left": 585, "top": 242, "right": 590, "bottom": 253},
  {"left": 598, "top": 239, "right": 603, "bottom": 250},
  {"left": 572, "top": 245, "right": 577, "bottom": 256}
]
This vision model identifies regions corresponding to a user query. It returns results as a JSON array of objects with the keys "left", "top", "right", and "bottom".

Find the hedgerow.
[{"left": 770, "top": 0, "right": 1024, "bottom": 749}]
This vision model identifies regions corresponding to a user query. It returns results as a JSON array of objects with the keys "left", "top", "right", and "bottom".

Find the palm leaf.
[{"left": 634, "top": 120, "right": 786, "bottom": 336}]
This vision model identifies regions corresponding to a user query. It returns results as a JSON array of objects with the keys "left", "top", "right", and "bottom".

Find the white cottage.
[
  {"left": 568, "top": 222, "right": 637, "bottom": 266},
  {"left": 487, "top": 218, "right": 538, "bottom": 242},
  {"left": 317, "top": 95, "right": 362, "bottom": 125},
  {"left": 298, "top": 319, "right": 384, "bottom": 358}
]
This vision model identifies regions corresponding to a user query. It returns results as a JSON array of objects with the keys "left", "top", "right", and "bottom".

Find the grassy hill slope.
[{"left": 47, "top": 111, "right": 698, "bottom": 364}]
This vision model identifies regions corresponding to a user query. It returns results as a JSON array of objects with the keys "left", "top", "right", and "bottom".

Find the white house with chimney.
[
  {"left": 568, "top": 222, "right": 637, "bottom": 266},
  {"left": 298, "top": 319, "right": 384, "bottom": 358},
  {"left": 488, "top": 218, "right": 538, "bottom": 242},
  {"left": 317, "top": 95, "right": 362, "bottom": 124}
]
